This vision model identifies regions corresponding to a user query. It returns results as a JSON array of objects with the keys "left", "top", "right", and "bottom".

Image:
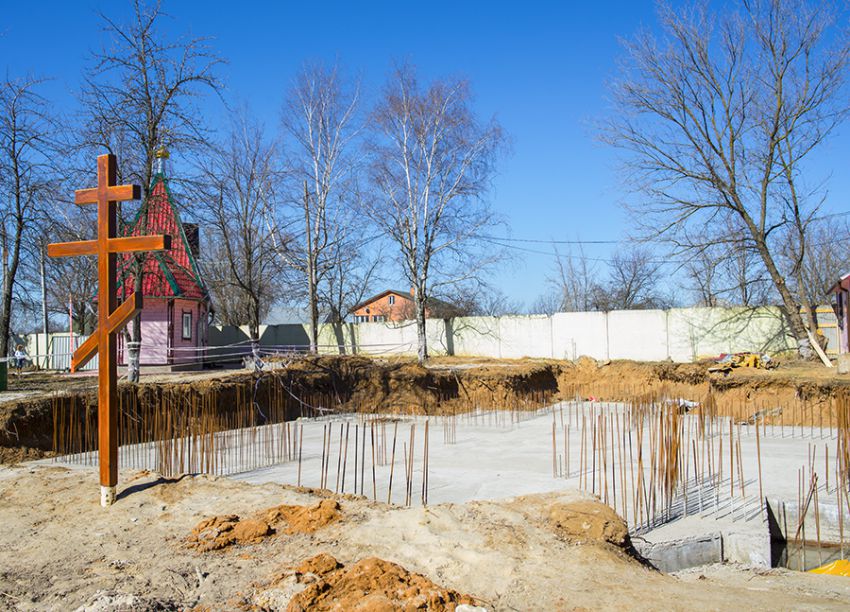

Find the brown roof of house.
[{"left": 349, "top": 289, "right": 413, "bottom": 313}]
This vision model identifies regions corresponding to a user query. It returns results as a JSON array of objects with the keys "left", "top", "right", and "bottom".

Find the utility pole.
[{"left": 39, "top": 244, "right": 48, "bottom": 369}]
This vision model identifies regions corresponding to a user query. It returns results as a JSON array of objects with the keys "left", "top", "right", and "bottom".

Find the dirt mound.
[
  {"left": 187, "top": 500, "right": 341, "bottom": 551},
  {"left": 0, "top": 446, "right": 49, "bottom": 464},
  {"left": 547, "top": 500, "right": 629, "bottom": 547},
  {"left": 187, "top": 514, "right": 273, "bottom": 552},
  {"left": 283, "top": 553, "right": 476, "bottom": 611},
  {"left": 263, "top": 499, "right": 342, "bottom": 534}
]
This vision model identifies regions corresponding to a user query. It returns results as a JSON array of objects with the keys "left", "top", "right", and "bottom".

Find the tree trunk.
[
  {"left": 752, "top": 237, "right": 813, "bottom": 359},
  {"left": 250, "top": 299, "right": 261, "bottom": 371},
  {"left": 304, "top": 181, "right": 318, "bottom": 354},
  {"left": 126, "top": 269, "right": 143, "bottom": 383},
  {"left": 0, "top": 220, "right": 23, "bottom": 359},
  {"left": 793, "top": 266, "right": 828, "bottom": 353},
  {"left": 308, "top": 260, "right": 319, "bottom": 354},
  {"left": 0, "top": 273, "right": 13, "bottom": 358},
  {"left": 415, "top": 286, "right": 428, "bottom": 364}
]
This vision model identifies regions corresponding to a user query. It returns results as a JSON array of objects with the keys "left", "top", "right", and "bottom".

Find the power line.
[
  {"left": 477, "top": 235, "right": 619, "bottom": 245},
  {"left": 479, "top": 233, "right": 850, "bottom": 265}
]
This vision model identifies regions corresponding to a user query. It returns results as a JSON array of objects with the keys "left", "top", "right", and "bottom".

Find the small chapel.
[{"left": 117, "top": 147, "right": 212, "bottom": 369}]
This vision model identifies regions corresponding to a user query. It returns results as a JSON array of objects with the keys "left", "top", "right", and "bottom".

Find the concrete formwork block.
[{"left": 634, "top": 534, "right": 723, "bottom": 573}]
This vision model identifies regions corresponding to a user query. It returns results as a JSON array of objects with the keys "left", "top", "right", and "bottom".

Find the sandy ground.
[{"left": 1, "top": 465, "right": 850, "bottom": 611}]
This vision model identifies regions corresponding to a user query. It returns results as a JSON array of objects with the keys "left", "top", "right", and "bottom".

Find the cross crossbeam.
[{"left": 48, "top": 154, "right": 170, "bottom": 506}]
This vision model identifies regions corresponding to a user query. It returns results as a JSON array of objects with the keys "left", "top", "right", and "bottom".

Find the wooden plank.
[
  {"left": 47, "top": 240, "right": 97, "bottom": 257},
  {"left": 70, "top": 333, "right": 98, "bottom": 372},
  {"left": 108, "top": 234, "right": 171, "bottom": 253},
  {"left": 75, "top": 183, "right": 141, "bottom": 205},
  {"left": 106, "top": 291, "right": 143, "bottom": 334},
  {"left": 98, "top": 153, "right": 119, "bottom": 490},
  {"left": 71, "top": 292, "right": 144, "bottom": 370}
]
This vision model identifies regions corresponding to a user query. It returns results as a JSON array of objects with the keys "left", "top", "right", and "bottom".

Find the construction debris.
[{"left": 708, "top": 352, "right": 777, "bottom": 374}]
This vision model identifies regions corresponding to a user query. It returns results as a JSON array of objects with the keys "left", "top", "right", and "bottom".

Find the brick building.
[{"left": 350, "top": 289, "right": 460, "bottom": 322}]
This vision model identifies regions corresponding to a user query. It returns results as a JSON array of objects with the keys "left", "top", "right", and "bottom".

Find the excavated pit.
[{"left": 2, "top": 355, "right": 849, "bottom": 463}]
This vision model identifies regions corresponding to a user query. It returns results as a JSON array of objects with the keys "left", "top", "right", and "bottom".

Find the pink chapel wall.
[{"left": 119, "top": 297, "right": 209, "bottom": 366}]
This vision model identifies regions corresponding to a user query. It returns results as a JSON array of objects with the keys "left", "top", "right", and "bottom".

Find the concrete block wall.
[
  {"left": 33, "top": 304, "right": 832, "bottom": 368},
  {"left": 202, "top": 305, "right": 811, "bottom": 363},
  {"left": 498, "top": 315, "right": 552, "bottom": 359},
  {"left": 607, "top": 310, "right": 669, "bottom": 361},
  {"left": 551, "top": 312, "right": 609, "bottom": 360}
]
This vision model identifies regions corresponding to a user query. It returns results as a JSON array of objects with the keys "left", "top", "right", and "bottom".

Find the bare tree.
[
  {"left": 606, "top": 0, "right": 850, "bottom": 359},
  {"left": 280, "top": 63, "right": 361, "bottom": 353},
  {"left": 318, "top": 236, "right": 383, "bottom": 324},
  {"left": 596, "top": 246, "right": 666, "bottom": 310},
  {"left": 81, "top": 0, "right": 222, "bottom": 380},
  {"left": 364, "top": 66, "right": 506, "bottom": 363},
  {"left": 0, "top": 76, "right": 56, "bottom": 357},
  {"left": 682, "top": 246, "right": 722, "bottom": 307},
  {"left": 680, "top": 221, "right": 773, "bottom": 307},
  {"left": 548, "top": 245, "right": 600, "bottom": 312},
  {"left": 447, "top": 286, "right": 522, "bottom": 317},
  {"left": 42, "top": 214, "right": 99, "bottom": 334},
  {"left": 785, "top": 216, "right": 850, "bottom": 345},
  {"left": 199, "top": 113, "right": 284, "bottom": 362},
  {"left": 529, "top": 291, "right": 562, "bottom": 316}
]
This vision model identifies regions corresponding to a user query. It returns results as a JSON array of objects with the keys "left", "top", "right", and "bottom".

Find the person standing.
[{"left": 13, "top": 344, "right": 27, "bottom": 373}]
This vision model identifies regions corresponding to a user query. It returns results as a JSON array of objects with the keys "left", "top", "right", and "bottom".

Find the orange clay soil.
[
  {"left": 275, "top": 553, "right": 477, "bottom": 612},
  {"left": 187, "top": 499, "right": 341, "bottom": 552}
]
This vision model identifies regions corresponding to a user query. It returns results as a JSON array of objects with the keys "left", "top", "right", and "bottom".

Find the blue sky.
[{"left": 3, "top": 1, "right": 849, "bottom": 310}]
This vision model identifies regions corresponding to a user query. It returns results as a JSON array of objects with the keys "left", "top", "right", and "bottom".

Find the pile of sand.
[
  {"left": 547, "top": 500, "right": 630, "bottom": 547},
  {"left": 187, "top": 499, "right": 341, "bottom": 552},
  {"left": 267, "top": 553, "right": 477, "bottom": 611}
]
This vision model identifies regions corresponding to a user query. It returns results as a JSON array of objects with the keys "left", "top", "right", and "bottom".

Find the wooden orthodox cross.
[{"left": 48, "top": 154, "right": 170, "bottom": 506}]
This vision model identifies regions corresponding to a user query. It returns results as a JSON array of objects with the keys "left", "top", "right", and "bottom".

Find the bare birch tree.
[
  {"left": 605, "top": 0, "right": 850, "bottom": 359},
  {"left": 81, "top": 0, "right": 222, "bottom": 380},
  {"left": 199, "top": 114, "right": 283, "bottom": 363},
  {"left": 364, "top": 66, "right": 505, "bottom": 363},
  {"left": 280, "top": 64, "right": 361, "bottom": 353}
]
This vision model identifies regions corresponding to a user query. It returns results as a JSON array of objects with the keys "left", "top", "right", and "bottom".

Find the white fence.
[
  {"left": 26, "top": 305, "right": 838, "bottom": 369},
  {"left": 25, "top": 332, "right": 98, "bottom": 371},
  {"left": 206, "top": 305, "right": 839, "bottom": 363}
]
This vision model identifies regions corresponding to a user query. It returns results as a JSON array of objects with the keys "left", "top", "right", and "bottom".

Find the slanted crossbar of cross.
[{"left": 47, "top": 154, "right": 170, "bottom": 506}]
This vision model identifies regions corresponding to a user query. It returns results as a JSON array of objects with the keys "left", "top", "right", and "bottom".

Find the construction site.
[
  {"left": 7, "top": 0, "right": 850, "bottom": 610},
  {"left": 1, "top": 355, "right": 850, "bottom": 609}
]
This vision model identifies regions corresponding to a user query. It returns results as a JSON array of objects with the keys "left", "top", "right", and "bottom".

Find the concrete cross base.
[{"left": 101, "top": 485, "right": 116, "bottom": 507}]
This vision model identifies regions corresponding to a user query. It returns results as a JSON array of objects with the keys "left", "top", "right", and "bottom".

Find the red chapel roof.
[{"left": 117, "top": 172, "right": 209, "bottom": 302}]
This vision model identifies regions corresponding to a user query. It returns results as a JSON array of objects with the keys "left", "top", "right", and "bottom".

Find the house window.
[
  {"left": 182, "top": 311, "right": 193, "bottom": 340},
  {"left": 389, "top": 295, "right": 395, "bottom": 305},
  {"left": 372, "top": 315, "right": 387, "bottom": 322},
  {"left": 355, "top": 315, "right": 369, "bottom": 323}
]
